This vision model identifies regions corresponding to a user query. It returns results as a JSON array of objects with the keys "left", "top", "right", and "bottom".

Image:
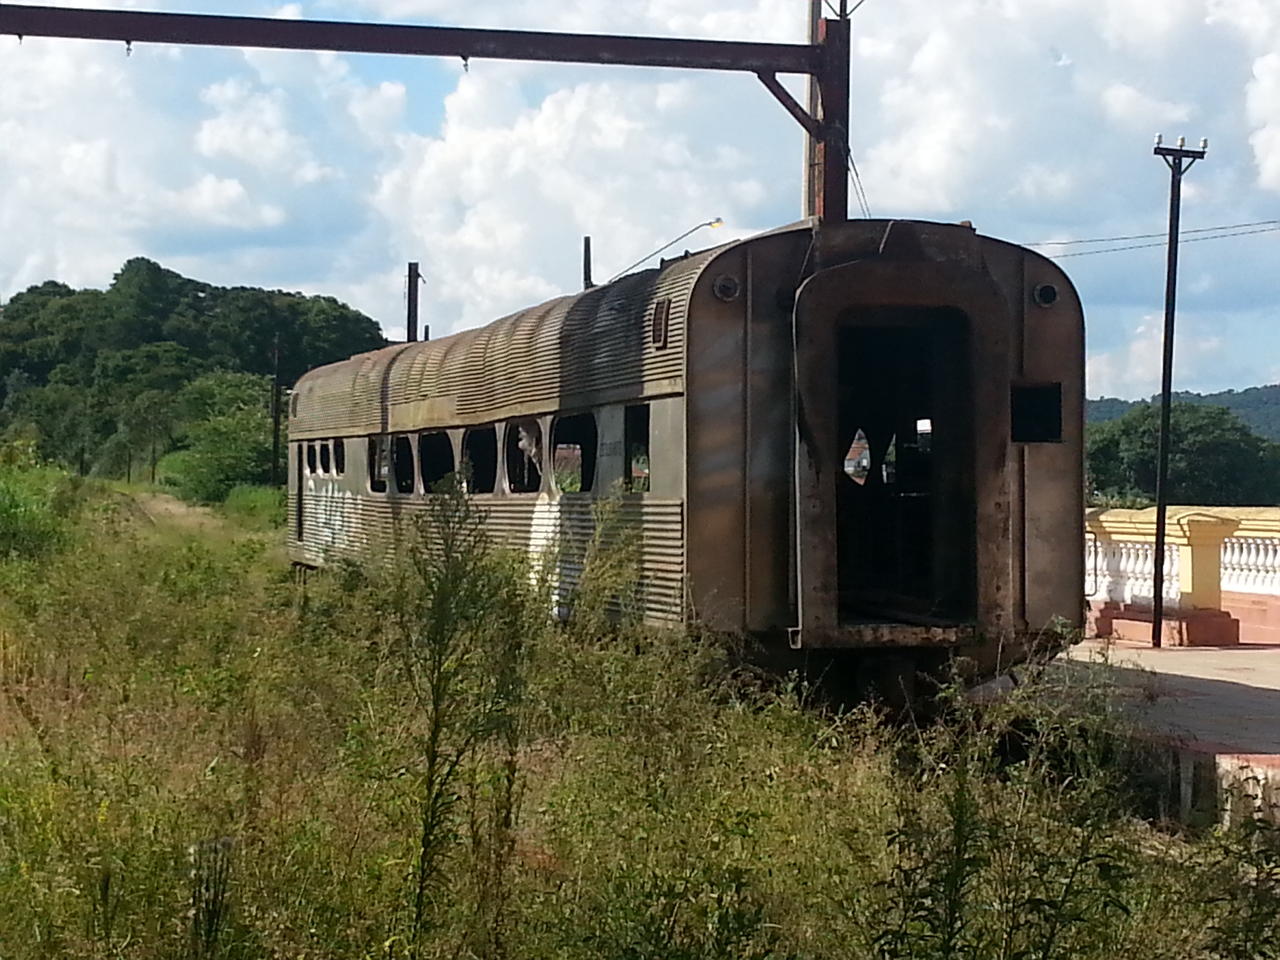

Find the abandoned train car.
[{"left": 287, "top": 218, "right": 1084, "bottom": 688}]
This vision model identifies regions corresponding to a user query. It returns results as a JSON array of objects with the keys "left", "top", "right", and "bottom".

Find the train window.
[
  {"left": 843, "top": 428, "right": 871, "bottom": 485},
  {"left": 419, "top": 432, "right": 454, "bottom": 492},
  {"left": 333, "top": 438, "right": 346, "bottom": 475},
  {"left": 392, "top": 435, "right": 415, "bottom": 494},
  {"left": 319, "top": 441, "right": 332, "bottom": 475},
  {"left": 551, "top": 413, "right": 597, "bottom": 493},
  {"left": 462, "top": 427, "right": 498, "bottom": 494},
  {"left": 915, "top": 419, "right": 932, "bottom": 453},
  {"left": 505, "top": 418, "right": 543, "bottom": 494},
  {"left": 306, "top": 442, "right": 318, "bottom": 475},
  {"left": 1011, "top": 383, "right": 1063, "bottom": 443},
  {"left": 881, "top": 435, "right": 897, "bottom": 485},
  {"left": 368, "top": 436, "right": 389, "bottom": 493},
  {"left": 624, "top": 404, "right": 650, "bottom": 493}
]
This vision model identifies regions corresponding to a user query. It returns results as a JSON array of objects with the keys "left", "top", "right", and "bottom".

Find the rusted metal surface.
[
  {"left": 756, "top": 72, "right": 820, "bottom": 139},
  {"left": 794, "top": 623, "right": 976, "bottom": 649},
  {"left": 287, "top": 219, "right": 1085, "bottom": 664},
  {"left": 0, "top": 4, "right": 852, "bottom": 222},
  {"left": 291, "top": 472, "right": 687, "bottom": 625},
  {"left": 290, "top": 248, "right": 719, "bottom": 441},
  {"left": 785, "top": 220, "right": 1083, "bottom": 650},
  {"left": 0, "top": 5, "right": 821, "bottom": 73},
  {"left": 812, "top": 16, "right": 850, "bottom": 223}
]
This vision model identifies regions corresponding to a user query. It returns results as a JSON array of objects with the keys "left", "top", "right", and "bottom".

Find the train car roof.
[
  {"left": 287, "top": 227, "right": 767, "bottom": 439},
  {"left": 287, "top": 218, "right": 1075, "bottom": 440}
]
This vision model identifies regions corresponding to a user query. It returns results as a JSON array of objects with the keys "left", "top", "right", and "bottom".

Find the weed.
[
  {"left": 0, "top": 463, "right": 1275, "bottom": 959},
  {"left": 220, "top": 485, "right": 284, "bottom": 530}
]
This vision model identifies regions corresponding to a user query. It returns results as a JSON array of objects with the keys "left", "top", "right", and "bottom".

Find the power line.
[
  {"left": 835, "top": 123, "right": 871, "bottom": 218},
  {"left": 1026, "top": 218, "right": 1280, "bottom": 248},
  {"left": 1047, "top": 224, "right": 1280, "bottom": 259},
  {"left": 847, "top": 152, "right": 872, "bottom": 218}
]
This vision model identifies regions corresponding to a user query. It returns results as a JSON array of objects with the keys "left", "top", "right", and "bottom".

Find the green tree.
[
  {"left": 0, "top": 260, "right": 385, "bottom": 481},
  {"left": 161, "top": 372, "right": 277, "bottom": 502},
  {"left": 1087, "top": 402, "right": 1280, "bottom": 506}
]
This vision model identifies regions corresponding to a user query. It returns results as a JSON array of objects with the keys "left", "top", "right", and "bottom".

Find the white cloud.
[
  {"left": 1087, "top": 318, "right": 1224, "bottom": 399},
  {"left": 1245, "top": 53, "right": 1280, "bottom": 190},
  {"left": 348, "top": 81, "right": 408, "bottom": 140},
  {"left": 368, "top": 70, "right": 769, "bottom": 333},
  {"left": 1011, "top": 164, "right": 1075, "bottom": 202},
  {"left": 196, "top": 79, "right": 335, "bottom": 183},
  {"left": 1100, "top": 83, "right": 1192, "bottom": 128},
  {"left": 169, "top": 174, "right": 286, "bottom": 228}
]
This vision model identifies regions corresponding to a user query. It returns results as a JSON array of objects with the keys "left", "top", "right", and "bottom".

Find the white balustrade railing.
[
  {"left": 1085, "top": 537, "right": 1179, "bottom": 609},
  {"left": 1221, "top": 537, "right": 1280, "bottom": 596}
]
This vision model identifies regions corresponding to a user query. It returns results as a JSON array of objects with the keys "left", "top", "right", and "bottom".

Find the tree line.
[
  {"left": 1087, "top": 402, "right": 1280, "bottom": 507},
  {"left": 1088, "top": 385, "right": 1280, "bottom": 441},
  {"left": 0, "top": 258, "right": 385, "bottom": 500}
]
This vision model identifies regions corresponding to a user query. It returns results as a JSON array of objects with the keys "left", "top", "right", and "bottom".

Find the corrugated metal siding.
[
  {"left": 288, "top": 487, "right": 685, "bottom": 625},
  {"left": 289, "top": 248, "right": 718, "bottom": 440}
]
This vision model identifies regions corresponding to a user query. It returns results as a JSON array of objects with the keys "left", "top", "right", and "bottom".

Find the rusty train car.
[{"left": 287, "top": 218, "right": 1084, "bottom": 696}]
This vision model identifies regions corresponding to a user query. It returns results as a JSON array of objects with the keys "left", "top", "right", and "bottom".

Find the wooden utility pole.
[
  {"left": 802, "top": 0, "right": 821, "bottom": 217},
  {"left": 270, "top": 330, "right": 282, "bottom": 487},
  {"left": 1149, "top": 134, "right": 1208, "bottom": 648}
]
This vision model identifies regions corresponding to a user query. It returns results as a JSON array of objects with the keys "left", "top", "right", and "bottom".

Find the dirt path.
[{"left": 130, "top": 491, "right": 223, "bottom": 533}]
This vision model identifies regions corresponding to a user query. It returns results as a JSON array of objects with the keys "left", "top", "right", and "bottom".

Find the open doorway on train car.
[{"left": 835, "top": 307, "right": 975, "bottom": 625}]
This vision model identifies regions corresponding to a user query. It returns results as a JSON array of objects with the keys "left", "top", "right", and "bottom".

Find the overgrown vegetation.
[
  {"left": 1, "top": 465, "right": 1278, "bottom": 959},
  {"left": 219, "top": 485, "right": 285, "bottom": 530},
  {"left": 0, "top": 440, "right": 87, "bottom": 559}
]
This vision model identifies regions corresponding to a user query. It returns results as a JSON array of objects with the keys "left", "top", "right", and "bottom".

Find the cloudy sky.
[{"left": 2, "top": 0, "right": 1278, "bottom": 399}]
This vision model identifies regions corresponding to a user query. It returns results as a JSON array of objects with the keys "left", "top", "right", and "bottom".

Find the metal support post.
[
  {"left": 1150, "top": 134, "right": 1207, "bottom": 648},
  {"left": 406, "top": 261, "right": 420, "bottom": 342},
  {"left": 814, "top": 16, "right": 850, "bottom": 224}
]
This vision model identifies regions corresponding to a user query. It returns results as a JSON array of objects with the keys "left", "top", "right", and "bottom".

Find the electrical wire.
[
  {"left": 1026, "top": 218, "right": 1280, "bottom": 248},
  {"left": 1046, "top": 223, "right": 1280, "bottom": 258},
  {"left": 847, "top": 152, "right": 872, "bottom": 219},
  {"left": 833, "top": 125, "right": 871, "bottom": 218}
]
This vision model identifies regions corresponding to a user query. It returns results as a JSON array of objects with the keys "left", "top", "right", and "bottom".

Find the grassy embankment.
[{"left": 1, "top": 460, "right": 1279, "bottom": 959}]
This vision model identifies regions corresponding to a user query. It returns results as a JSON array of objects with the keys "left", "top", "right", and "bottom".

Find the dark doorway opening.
[{"left": 835, "top": 307, "right": 975, "bottom": 624}]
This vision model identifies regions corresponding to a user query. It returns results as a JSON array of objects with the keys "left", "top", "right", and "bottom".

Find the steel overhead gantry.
[{"left": 0, "top": 3, "right": 851, "bottom": 222}]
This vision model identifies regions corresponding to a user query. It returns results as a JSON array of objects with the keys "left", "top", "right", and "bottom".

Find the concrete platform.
[{"left": 1059, "top": 638, "right": 1280, "bottom": 822}]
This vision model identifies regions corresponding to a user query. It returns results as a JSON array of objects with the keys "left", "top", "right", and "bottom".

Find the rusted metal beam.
[
  {"left": 813, "top": 16, "right": 850, "bottom": 223},
  {"left": 0, "top": 4, "right": 821, "bottom": 75},
  {"left": 756, "top": 72, "right": 820, "bottom": 139},
  {"left": 0, "top": 3, "right": 851, "bottom": 222}
]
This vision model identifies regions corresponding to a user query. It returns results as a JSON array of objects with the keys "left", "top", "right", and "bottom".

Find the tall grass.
[
  {"left": 0, "top": 463, "right": 85, "bottom": 559},
  {"left": 0, "top": 474, "right": 1277, "bottom": 958},
  {"left": 219, "top": 484, "right": 284, "bottom": 530}
]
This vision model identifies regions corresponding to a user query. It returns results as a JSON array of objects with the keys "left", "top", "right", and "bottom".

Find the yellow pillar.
[
  {"left": 1172, "top": 515, "right": 1239, "bottom": 611},
  {"left": 1086, "top": 508, "right": 1239, "bottom": 612}
]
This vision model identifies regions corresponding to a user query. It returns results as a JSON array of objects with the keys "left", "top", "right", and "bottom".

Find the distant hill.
[
  {"left": 1087, "top": 384, "right": 1280, "bottom": 441},
  {"left": 0, "top": 258, "right": 387, "bottom": 475}
]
